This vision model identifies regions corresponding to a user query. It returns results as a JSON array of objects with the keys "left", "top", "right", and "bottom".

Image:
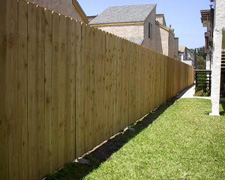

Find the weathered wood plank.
[
  {"left": 74, "top": 20, "right": 81, "bottom": 158},
  {"left": 36, "top": 7, "right": 46, "bottom": 179},
  {"left": 28, "top": 3, "right": 38, "bottom": 179},
  {"left": 58, "top": 14, "right": 67, "bottom": 167},
  {"left": 51, "top": 12, "right": 60, "bottom": 170},
  {"left": 64, "top": 18, "right": 75, "bottom": 162},
  {"left": 89, "top": 26, "right": 95, "bottom": 149},
  {"left": 115, "top": 37, "right": 122, "bottom": 132},
  {"left": 83, "top": 24, "right": 92, "bottom": 152},
  {"left": 93, "top": 28, "right": 101, "bottom": 145},
  {"left": 128, "top": 42, "right": 135, "bottom": 124},
  {"left": 70, "top": 19, "right": 76, "bottom": 160},
  {"left": 76, "top": 23, "right": 85, "bottom": 157},
  {"left": 17, "top": 1, "right": 28, "bottom": 179},
  {"left": 108, "top": 34, "right": 116, "bottom": 137},
  {"left": 121, "top": 39, "right": 129, "bottom": 128},
  {"left": 44, "top": 8, "right": 53, "bottom": 175},
  {"left": 64, "top": 16, "right": 71, "bottom": 163},
  {"left": 6, "top": 0, "right": 19, "bottom": 179},
  {"left": 0, "top": 0, "right": 8, "bottom": 179}
]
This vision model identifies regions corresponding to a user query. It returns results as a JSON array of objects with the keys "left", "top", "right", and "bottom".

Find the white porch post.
[
  {"left": 210, "top": 0, "right": 225, "bottom": 116},
  {"left": 206, "top": 54, "right": 211, "bottom": 70}
]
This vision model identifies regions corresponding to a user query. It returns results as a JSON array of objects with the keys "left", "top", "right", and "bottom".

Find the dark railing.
[{"left": 195, "top": 69, "right": 211, "bottom": 96}]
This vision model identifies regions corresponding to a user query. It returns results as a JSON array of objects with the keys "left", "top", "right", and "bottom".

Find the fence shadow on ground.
[{"left": 45, "top": 87, "right": 193, "bottom": 180}]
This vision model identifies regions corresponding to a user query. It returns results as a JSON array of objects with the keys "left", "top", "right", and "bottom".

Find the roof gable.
[
  {"left": 156, "top": 14, "right": 166, "bottom": 26},
  {"left": 89, "top": 4, "right": 156, "bottom": 25}
]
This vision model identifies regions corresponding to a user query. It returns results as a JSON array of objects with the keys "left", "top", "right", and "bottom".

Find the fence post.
[{"left": 0, "top": 0, "right": 8, "bottom": 179}]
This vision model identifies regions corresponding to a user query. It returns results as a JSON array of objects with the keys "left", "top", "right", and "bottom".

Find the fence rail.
[
  {"left": 195, "top": 70, "right": 211, "bottom": 96},
  {"left": 0, "top": 1, "right": 194, "bottom": 180}
]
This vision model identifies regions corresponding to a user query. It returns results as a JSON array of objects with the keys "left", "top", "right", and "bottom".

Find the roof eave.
[
  {"left": 90, "top": 21, "right": 145, "bottom": 27},
  {"left": 156, "top": 22, "right": 174, "bottom": 33},
  {"left": 72, "top": 0, "right": 88, "bottom": 24}
]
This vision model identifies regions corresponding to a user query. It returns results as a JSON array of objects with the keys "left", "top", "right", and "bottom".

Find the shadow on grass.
[
  {"left": 45, "top": 87, "right": 192, "bottom": 180},
  {"left": 220, "top": 101, "right": 225, "bottom": 115}
]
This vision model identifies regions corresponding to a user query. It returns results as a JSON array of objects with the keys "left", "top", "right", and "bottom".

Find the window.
[{"left": 148, "top": 23, "right": 152, "bottom": 39}]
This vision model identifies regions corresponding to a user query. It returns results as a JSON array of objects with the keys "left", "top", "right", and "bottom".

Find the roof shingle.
[{"left": 89, "top": 4, "right": 156, "bottom": 25}]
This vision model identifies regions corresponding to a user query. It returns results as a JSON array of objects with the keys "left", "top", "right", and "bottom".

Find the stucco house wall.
[
  {"left": 156, "top": 15, "right": 166, "bottom": 26},
  {"left": 98, "top": 25, "right": 144, "bottom": 44},
  {"left": 158, "top": 27, "right": 169, "bottom": 56},
  {"left": 174, "top": 38, "right": 179, "bottom": 59},
  {"left": 155, "top": 20, "right": 178, "bottom": 59},
  {"left": 154, "top": 25, "right": 163, "bottom": 54},
  {"left": 168, "top": 31, "right": 175, "bottom": 58},
  {"left": 142, "top": 7, "right": 157, "bottom": 50},
  {"left": 26, "top": 0, "right": 85, "bottom": 22}
]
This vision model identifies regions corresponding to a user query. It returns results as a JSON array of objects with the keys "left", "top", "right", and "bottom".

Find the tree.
[
  {"left": 192, "top": 46, "right": 206, "bottom": 69},
  {"left": 196, "top": 47, "right": 206, "bottom": 59},
  {"left": 196, "top": 56, "right": 206, "bottom": 69}
]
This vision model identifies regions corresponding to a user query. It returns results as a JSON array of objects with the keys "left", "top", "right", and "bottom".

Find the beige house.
[
  {"left": 89, "top": 4, "right": 157, "bottom": 50},
  {"left": 174, "top": 38, "right": 179, "bottom": 58},
  {"left": 155, "top": 14, "right": 179, "bottom": 58},
  {"left": 178, "top": 46, "right": 195, "bottom": 66},
  {"left": 25, "top": 0, "right": 88, "bottom": 23},
  {"left": 89, "top": 5, "right": 179, "bottom": 59}
]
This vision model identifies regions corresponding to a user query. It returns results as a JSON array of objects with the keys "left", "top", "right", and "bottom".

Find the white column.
[
  {"left": 206, "top": 54, "right": 211, "bottom": 70},
  {"left": 211, "top": 31, "right": 223, "bottom": 115},
  {"left": 210, "top": 0, "right": 225, "bottom": 116}
]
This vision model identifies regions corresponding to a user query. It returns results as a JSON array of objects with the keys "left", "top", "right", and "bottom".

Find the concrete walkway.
[{"left": 178, "top": 85, "right": 211, "bottom": 100}]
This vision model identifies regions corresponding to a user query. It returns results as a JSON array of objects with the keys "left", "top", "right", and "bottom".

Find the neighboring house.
[
  {"left": 178, "top": 46, "right": 195, "bottom": 66},
  {"left": 89, "top": 4, "right": 157, "bottom": 51},
  {"left": 155, "top": 14, "right": 179, "bottom": 59},
  {"left": 174, "top": 38, "right": 179, "bottom": 59},
  {"left": 26, "top": 0, "right": 88, "bottom": 23},
  {"left": 87, "top": 15, "right": 98, "bottom": 22},
  {"left": 89, "top": 5, "right": 179, "bottom": 59},
  {"left": 200, "top": 8, "right": 214, "bottom": 70}
]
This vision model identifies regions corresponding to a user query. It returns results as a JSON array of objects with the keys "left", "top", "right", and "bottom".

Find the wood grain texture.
[
  {"left": 44, "top": 8, "right": 53, "bottom": 175},
  {"left": 27, "top": 3, "right": 37, "bottom": 179},
  {"left": 17, "top": 1, "right": 28, "bottom": 179},
  {"left": 51, "top": 12, "right": 60, "bottom": 171},
  {"left": 76, "top": 23, "right": 85, "bottom": 157},
  {"left": 0, "top": 0, "right": 8, "bottom": 179},
  {"left": 36, "top": 7, "right": 46, "bottom": 179},
  {"left": 6, "top": 0, "right": 19, "bottom": 179}
]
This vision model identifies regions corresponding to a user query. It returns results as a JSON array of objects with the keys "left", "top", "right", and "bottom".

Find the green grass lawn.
[{"left": 85, "top": 99, "right": 225, "bottom": 180}]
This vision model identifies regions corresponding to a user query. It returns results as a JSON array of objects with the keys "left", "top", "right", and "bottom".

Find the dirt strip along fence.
[{"left": 0, "top": 0, "right": 194, "bottom": 180}]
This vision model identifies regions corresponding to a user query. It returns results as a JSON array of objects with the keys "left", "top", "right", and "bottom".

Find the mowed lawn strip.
[{"left": 85, "top": 99, "right": 225, "bottom": 180}]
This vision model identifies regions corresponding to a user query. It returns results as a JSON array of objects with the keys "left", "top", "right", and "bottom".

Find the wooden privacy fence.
[{"left": 0, "top": 0, "right": 194, "bottom": 180}]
